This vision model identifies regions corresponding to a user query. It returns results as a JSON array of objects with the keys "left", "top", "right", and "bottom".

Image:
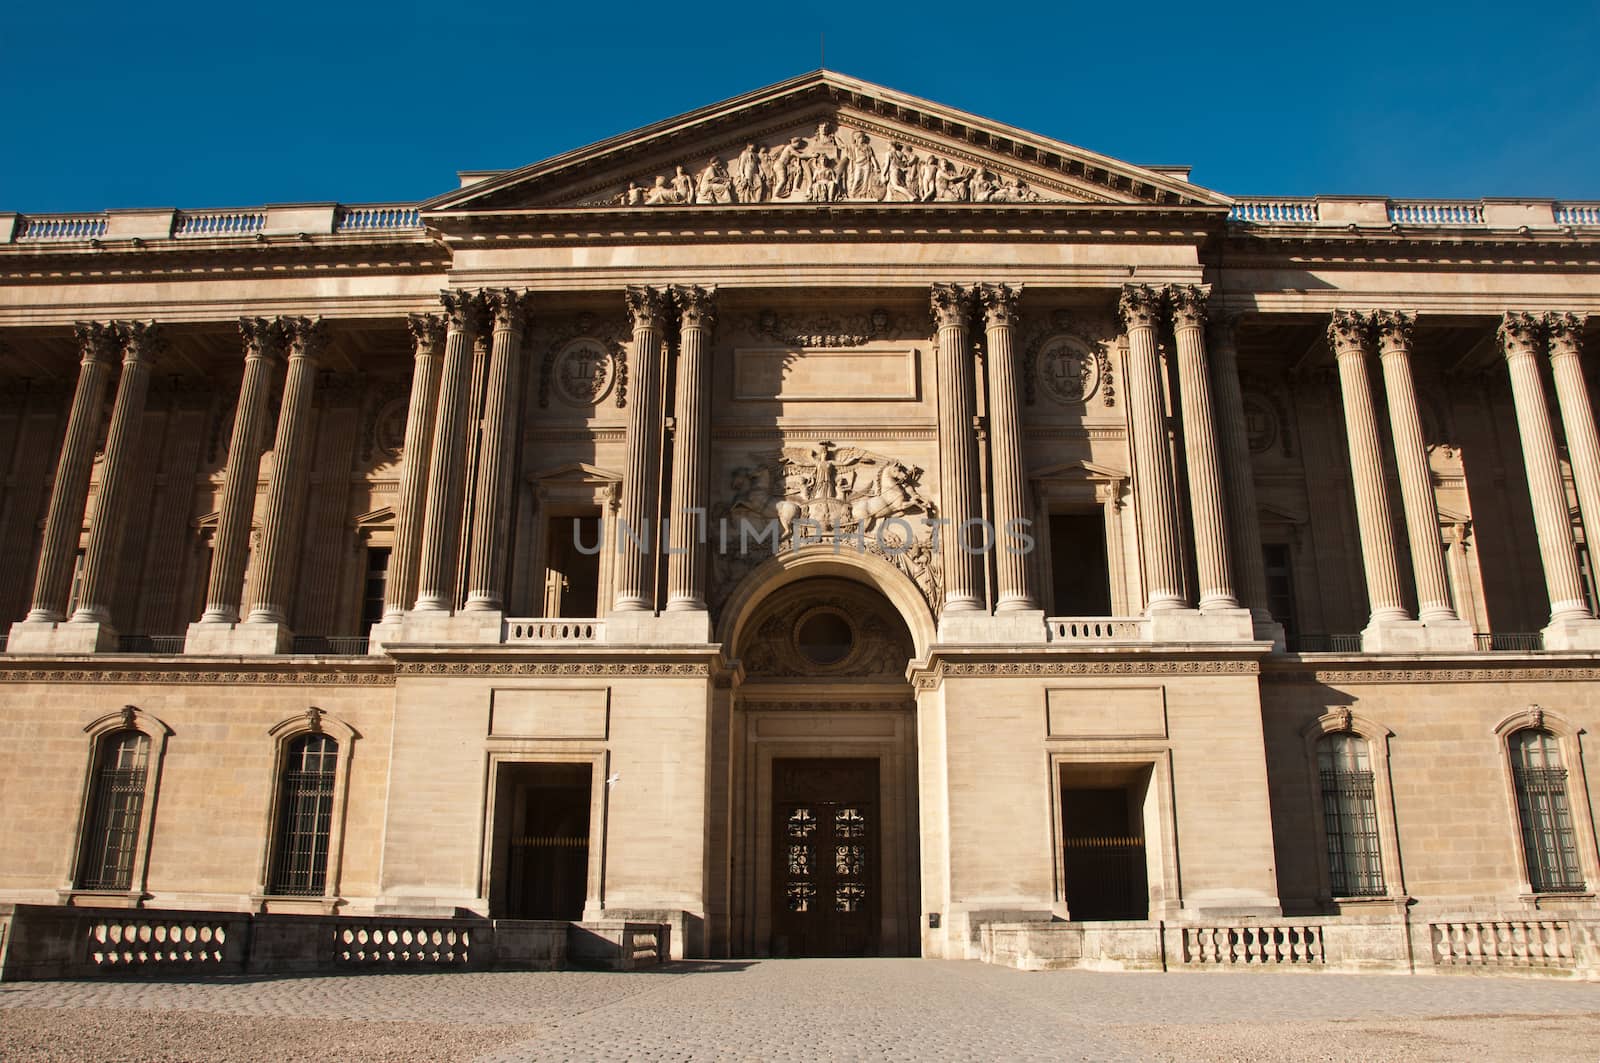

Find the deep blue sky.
[{"left": 5, "top": 1, "right": 1598, "bottom": 212}]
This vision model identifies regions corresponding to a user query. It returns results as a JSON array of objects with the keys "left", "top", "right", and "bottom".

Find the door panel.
[{"left": 772, "top": 758, "right": 879, "bottom": 957}]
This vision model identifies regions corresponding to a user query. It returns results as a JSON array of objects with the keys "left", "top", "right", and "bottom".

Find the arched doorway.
[{"left": 722, "top": 574, "right": 922, "bottom": 957}]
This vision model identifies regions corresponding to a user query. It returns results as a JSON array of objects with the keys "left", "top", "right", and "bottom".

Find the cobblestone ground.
[{"left": 1, "top": 960, "right": 1597, "bottom": 1062}]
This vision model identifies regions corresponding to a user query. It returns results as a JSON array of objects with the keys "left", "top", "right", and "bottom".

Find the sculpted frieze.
[
  {"left": 586, "top": 119, "right": 1052, "bottom": 208},
  {"left": 731, "top": 307, "right": 929, "bottom": 349}
]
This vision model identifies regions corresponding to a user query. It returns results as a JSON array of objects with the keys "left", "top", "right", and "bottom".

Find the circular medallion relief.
[
  {"left": 794, "top": 606, "right": 857, "bottom": 668},
  {"left": 1036, "top": 335, "right": 1099, "bottom": 404},
  {"left": 1242, "top": 393, "right": 1278, "bottom": 454},
  {"left": 374, "top": 397, "right": 408, "bottom": 460},
  {"left": 553, "top": 338, "right": 615, "bottom": 407}
]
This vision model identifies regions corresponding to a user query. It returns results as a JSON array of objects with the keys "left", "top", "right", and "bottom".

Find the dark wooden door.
[{"left": 772, "top": 758, "right": 879, "bottom": 957}]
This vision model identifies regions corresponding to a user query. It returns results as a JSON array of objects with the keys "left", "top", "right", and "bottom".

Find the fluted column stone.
[
  {"left": 1169, "top": 286, "right": 1238, "bottom": 613},
  {"left": 414, "top": 291, "right": 485, "bottom": 612},
  {"left": 1499, "top": 311, "right": 1593, "bottom": 625},
  {"left": 465, "top": 290, "right": 530, "bottom": 612},
  {"left": 1208, "top": 315, "right": 1274, "bottom": 626},
  {"left": 382, "top": 314, "right": 445, "bottom": 622},
  {"left": 1328, "top": 310, "right": 1410, "bottom": 627},
  {"left": 613, "top": 285, "right": 667, "bottom": 612},
  {"left": 1120, "top": 284, "right": 1186, "bottom": 613},
  {"left": 1546, "top": 313, "right": 1600, "bottom": 578},
  {"left": 71, "top": 322, "right": 159, "bottom": 626},
  {"left": 666, "top": 284, "right": 717, "bottom": 612},
  {"left": 200, "top": 317, "right": 283, "bottom": 624},
  {"left": 932, "top": 283, "right": 983, "bottom": 613},
  {"left": 24, "top": 323, "right": 118, "bottom": 622},
  {"left": 977, "top": 283, "right": 1038, "bottom": 613}
]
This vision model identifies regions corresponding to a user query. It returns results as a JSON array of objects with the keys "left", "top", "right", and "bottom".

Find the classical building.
[{"left": 2, "top": 71, "right": 1599, "bottom": 977}]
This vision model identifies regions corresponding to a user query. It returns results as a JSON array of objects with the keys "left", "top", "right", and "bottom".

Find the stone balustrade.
[
  {"left": 14, "top": 214, "right": 108, "bottom": 240},
  {"left": 331, "top": 920, "right": 475, "bottom": 966},
  {"left": 336, "top": 204, "right": 421, "bottom": 232},
  {"left": 1182, "top": 924, "right": 1325, "bottom": 965},
  {"left": 505, "top": 619, "right": 605, "bottom": 642},
  {"left": 1387, "top": 200, "right": 1485, "bottom": 225},
  {"left": 1047, "top": 617, "right": 1146, "bottom": 642},
  {"left": 1228, "top": 198, "right": 1320, "bottom": 224},
  {"left": 1430, "top": 919, "right": 1574, "bottom": 968},
  {"left": 173, "top": 209, "right": 267, "bottom": 238},
  {"left": 1, "top": 202, "right": 424, "bottom": 244},
  {"left": 1230, "top": 196, "right": 1600, "bottom": 229}
]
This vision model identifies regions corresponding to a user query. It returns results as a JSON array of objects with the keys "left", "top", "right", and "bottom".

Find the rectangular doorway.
[
  {"left": 491, "top": 762, "right": 592, "bottom": 920},
  {"left": 1059, "top": 764, "right": 1151, "bottom": 921},
  {"left": 771, "top": 758, "right": 879, "bottom": 957}
]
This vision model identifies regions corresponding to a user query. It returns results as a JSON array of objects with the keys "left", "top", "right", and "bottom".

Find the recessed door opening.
[
  {"left": 1059, "top": 764, "right": 1152, "bottom": 921},
  {"left": 491, "top": 762, "right": 592, "bottom": 920}
]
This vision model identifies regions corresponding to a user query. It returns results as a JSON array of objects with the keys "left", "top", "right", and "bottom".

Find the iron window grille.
[
  {"left": 77, "top": 731, "right": 150, "bottom": 891},
  {"left": 1317, "top": 734, "right": 1385, "bottom": 897},
  {"left": 268, "top": 733, "right": 338, "bottom": 896},
  {"left": 1511, "top": 729, "right": 1585, "bottom": 893}
]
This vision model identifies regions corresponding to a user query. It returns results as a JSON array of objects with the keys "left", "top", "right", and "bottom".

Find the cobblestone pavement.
[{"left": 1, "top": 960, "right": 1597, "bottom": 1062}]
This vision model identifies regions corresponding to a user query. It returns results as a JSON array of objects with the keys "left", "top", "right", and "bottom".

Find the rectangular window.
[
  {"left": 269, "top": 734, "right": 339, "bottom": 897},
  {"left": 360, "top": 547, "right": 391, "bottom": 631},
  {"left": 1317, "top": 735, "right": 1385, "bottom": 897},
  {"left": 545, "top": 513, "right": 601, "bottom": 618},
  {"left": 1049, "top": 513, "right": 1111, "bottom": 615},
  {"left": 78, "top": 732, "right": 150, "bottom": 891},
  {"left": 1263, "top": 543, "right": 1298, "bottom": 645},
  {"left": 1513, "top": 731, "right": 1585, "bottom": 893}
]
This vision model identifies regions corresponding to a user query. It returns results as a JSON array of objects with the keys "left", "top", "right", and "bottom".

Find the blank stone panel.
[
  {"left": 1046, "top": 685, "right": 1167, "bottom": 740},
  {"left": 489, "top": 687, "right": 610, "bottom": 739}
]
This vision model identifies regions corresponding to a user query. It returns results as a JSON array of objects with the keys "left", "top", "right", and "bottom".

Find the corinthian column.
[
  {"left": 464, "top": 289, "right": 530, "bottom": 612},
  {"left": 1546, "top": 313, "right": 1600, "bottom": 575},
  {"left": 200, "top": 318, "right": 283, "bottom": 624},
  {"left": 24, "top": 323, "right": 117, "bottom": 622},
  {"left": 245, "top": 317, "right": 327, "bottom": 626},
  {"left": 932, "top": 283, "right": 982, "bottom": 613},
  {"left": 1169, "top": 286, "right": 1238, "bottom": 612},
  {"left": 71, "top": 322, "right": 159, "bottom": 626},
  {"left": 1500, "top": 311, "right": 1593, "bottom": 625},
  {"left": 1372, "top": 311, "right": 1458, "bottom": 625},
  {"left": 1120, "top": 284, "right": 1185, "bottom": 612},
  {"left": 1328, "top": 310, "right": 1410, "bottom": 626},
  {"left": 414, "top": 291, "right": 485, "bottom": 612},
  {"left": 382, "top": 314, "right": 444, "bottom": 622},
  {"left": 613, "top": 285, "right": 667, "bottom": 612},
  {"left": 666, "top": 284, "right": 717, "bottom": 612},
  {"left": 978, "top": 283, "right": 1038, "bottom": 612},
  {"left": 1208, "top": 315, "right": 1274, "bottom": 625}
]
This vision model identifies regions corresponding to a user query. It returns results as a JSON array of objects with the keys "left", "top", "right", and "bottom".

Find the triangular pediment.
[{"left": 424, "top": 72, "right": 1229, "bottom": 215}]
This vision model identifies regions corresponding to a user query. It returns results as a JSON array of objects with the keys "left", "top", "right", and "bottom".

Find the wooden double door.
[{"left": 771, "top": 758, "right": 879, "bottom": 957}]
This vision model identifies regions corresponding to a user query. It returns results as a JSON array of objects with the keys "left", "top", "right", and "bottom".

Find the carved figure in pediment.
[
  {"left": 971, "top": 169, "right": 998, "bottom": 203},
  {"left": 881, "top": 142, "right": 917, "bottom": 202},
  {"left": 917, "top": 153, "right": 941, "bottom": 201},
  {"left": 996, "top": 176, "right": 1041, "bottom": 203},
  {"left": 698, "top": 157, "right": 734, "bottom": 204},
  {"left": 734, "top": 143, "right": 767, "bottom": 203},
  {"left": 625, "top": 181, "right": 646, "bottom": 205},
  {"left": 805, "top": 122, "right": 842, "bottom": 184},
  {"left": 774, "top": 137, "right": 808, "bottom": 199},
  {"left": 810, "top": 156, "right": 841, "bottom": 202},
  {"left": 644, "top": 175, "right": 682, "bottom": 205},
  {"left": 936, "top": 160, "right": 974, "bottom": 202},
  {"left": 846, "top": 132, "right": 885, "bottom": 201},
  {"left": 671, "top": 165, "right": 695, "bottom": 204}
]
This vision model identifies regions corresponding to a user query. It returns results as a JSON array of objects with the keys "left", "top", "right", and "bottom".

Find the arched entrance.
[{"left": 720, "top": 571, "right": 923, "bottom": 957}]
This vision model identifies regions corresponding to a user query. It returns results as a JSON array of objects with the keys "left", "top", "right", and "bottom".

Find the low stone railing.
[
  {"left": 173, "top": 209, "right": 267, "bottom": 238},
  {"left": 3, "top": 202, "right": 425, "bottom": 244},
  {"left": 1047, "top": 617, "right": 1145, "bottom": 642},
  {"left": 1181, "top": 924, "right": 1325, "bottom": 966},
  {"left": 85, "top": 913, "right": 245, "bottom": 972},
  {"left": 1228, "top": 199, "right": 1320, "bottom": 224},
  {"left": 505, "top": 619, "right": 604, "bottom": 642},
  {"left": 1229, "top": 196, "right": 1600, "bottom": 230},
  {"left": 1430, "top": 920, "right": 1574, "bottom": 968},
  {"left": 1388, "top": 200, "right": 1485, "bottom": 226},
  {"left": 336, "top": 204, "right": 421, "bottom": 232},
  {"left": 331, "top": 919, "right": 475, "bottom": 966},
  {"left": 15, "top": 214, "right": 108, "bottom": 241}
]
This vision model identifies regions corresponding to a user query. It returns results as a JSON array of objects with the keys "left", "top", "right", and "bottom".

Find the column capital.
[
  {"left": 281, "top": 315, "right": 329, "bottom": 359},
  {"left": 73, "top": 321, "right": 119, "bottom": 366},
  {"left": 238, "top": 316, "right": 287, "bottom": 360},
  {"left": 1118, "top": 284, "right": 1162, "bottom": 331},
  {"left": 977, "top": 282, "right": 1021, "bottom": 328},
  {"left": 485, "top": 288, "right": 531, "bottom": 333},
  {"left": 1327, "top": 309, "right": 1372, "bottom": 359},
  {"left": 1372, "top": 309, "right": 1415, "bottom": 356},
  {"left": 439, "top": 289, "right": 488, "bottom": 333},
  {"left": 930, "top": 283, "right": 976, "bottom": 330},
  {"left": 407, "top": 312, "right": 446, "bottom": 355},
  {"left": 1207, "top": 312, "right": 1240, "bottom": 351},
  {"left": 115, "top": 320, "right": 162, "bottom": 365},
  {"left": 1498, "top": 311, "right": 1544, "bottom": 360},
  {"left": 672, "top": 284, "right": 719, "bottom": 330},
  {"left": 1546, "top": 311, "right": 1586, "bottom": 361},
  {"left": 1168, "top": 284, "right": 1209, "bottom": 330},
  {"left": 625, "top": 285, "right": 669, "bottom": 330}
]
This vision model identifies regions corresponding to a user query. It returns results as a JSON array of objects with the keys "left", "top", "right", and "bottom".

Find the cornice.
[
  {"left": 909, "top": 651, "right": 1263, "bottom": 691},
  {"left": 0, "top": 658, "right": 396, "bottom": 685},
  {"left": 1261, "top": 655, "right": 1600, "bottom": 684}
]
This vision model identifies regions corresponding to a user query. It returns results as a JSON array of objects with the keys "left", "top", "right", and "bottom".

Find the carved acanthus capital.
[
  {"left": 73, "top": 321, "right": 119, "bottom": 366},
  {"left": 281, "top": 316, "right": 330, "bottom": 361},
  {"left": 1207, "top": 313, "right": 1239, "bottom": 355},
  {"left": 116, "top": 320, "right": 162, "bottom": 365},
  {"left": 1326, "top": 310, "right": 1372, "bottom": 360},
  {"left": 1545, "top": 312, "right": 1586, "bottom": 362},
  {"left": 930, "top": 283, "right": 975, "bottom": 331},
  {"left": 440, "top": 290, "right": 488, "bottom": 335},
  {"left": 1371, "top": 310, "right": 1415, "bottom": 358},
  {"left": 238, "top": 316, "right": 287, "bottom": 362},
  {"left": 1497, "top": 311, "right": 1543, "bottom": 361},
  {"left": 977, "top": 283, "right": 1021, "bottom": 329},
  {"left": 1168, "top": 284, "right": 1208, "bottom": 330},
  {"left": 407, "top": 313, "right": 446, "bottom": 357},
  {"left": 673, "top": 284, "right": 719, "bottom": 331},
  {"left": 625, "top": 285, "right": 669, "bottom": 332},
  {"left": 1117, "top": 284, "right": 1162, "bottom": 332},
  {"left": 486, "top": 288, "right": 531, "bottom": 333}
]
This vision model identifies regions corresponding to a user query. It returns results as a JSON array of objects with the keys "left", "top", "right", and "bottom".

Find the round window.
[{"left": 795, "top": 610, "right": 855, "bottom": 666}]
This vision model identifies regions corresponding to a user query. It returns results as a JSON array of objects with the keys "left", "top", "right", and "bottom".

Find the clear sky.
[{"left": 4, "top": 0, "right": 1598, "bottom": 213}]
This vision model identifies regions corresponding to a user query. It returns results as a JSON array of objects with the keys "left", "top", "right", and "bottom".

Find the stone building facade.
[{"left": 1, "top": 72, "right": 1598, "bottom": 975}]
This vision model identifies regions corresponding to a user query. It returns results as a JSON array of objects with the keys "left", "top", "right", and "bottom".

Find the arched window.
[
  {"left": 1510, "top": 729, "right": 1585, "bottom": 893},
  {"left": 77, "top": 730, "right": 151, "bottom": 891},
  {"left": 1316, "top": 733, "right": 1385, "bottom": 897},
  {"left": 268, "top": 733, "right": 339, "bottom": 896}
]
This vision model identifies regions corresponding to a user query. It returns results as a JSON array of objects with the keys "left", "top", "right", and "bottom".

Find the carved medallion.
[
  {"left": 552, "top": 338, "right": 616, "bottom": 407},
  {"left": 1243, "top": 393, "right": 1278, "bottom": 454},
  {"left": 1036, "top": 334, "right": 1099, "bottom": 405}
]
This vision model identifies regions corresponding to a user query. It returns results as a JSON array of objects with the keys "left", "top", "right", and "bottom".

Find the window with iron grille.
[
  {"left": 269, "top": 733, "right": 338, "bottom": 896},
  {"left": 1317, "top": 733, "right": 1385, "bottom": 897},
  {"left": 77, "top": 730, "right": 150, "bottom": 890},
  {"left": 1511, "top": 729, "right": 1585, "bottom": 893}
]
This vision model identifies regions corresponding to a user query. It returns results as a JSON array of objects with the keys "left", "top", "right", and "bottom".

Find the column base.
[
  {"left": 1541, "top": 616, "right": 1600, "bottom": 651},
  {"left": 605, "top": 609, "right": 712, "bottom": 646},
  {"left": 936, "top": 610, "right": 1048, "bottom": 644},
  {"left": 1146, "top": 607, "right": 1255, "bottom": 643},
  {"left": 1360, "top": 617, "right": 1475, "bottom": 653},
  {"left": 184, "top": 621, "right": 292, "bottom": 655},
  {"left": 5, "top": 619, "right": 117, "bottom": 654},
  {"left": 393, "top": 610, "right": 505, "bottom": 646}
]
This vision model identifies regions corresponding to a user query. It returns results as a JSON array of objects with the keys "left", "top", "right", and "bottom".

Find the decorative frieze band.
[
  {"left": 396, "top": 661, "right": 712, "bottom": 677},
  {"left": 912, "top": 658, "right": 1260, "bottom": 691},
  {"left": 0, "top": 666, "right": 395, "bottom": 685}
]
